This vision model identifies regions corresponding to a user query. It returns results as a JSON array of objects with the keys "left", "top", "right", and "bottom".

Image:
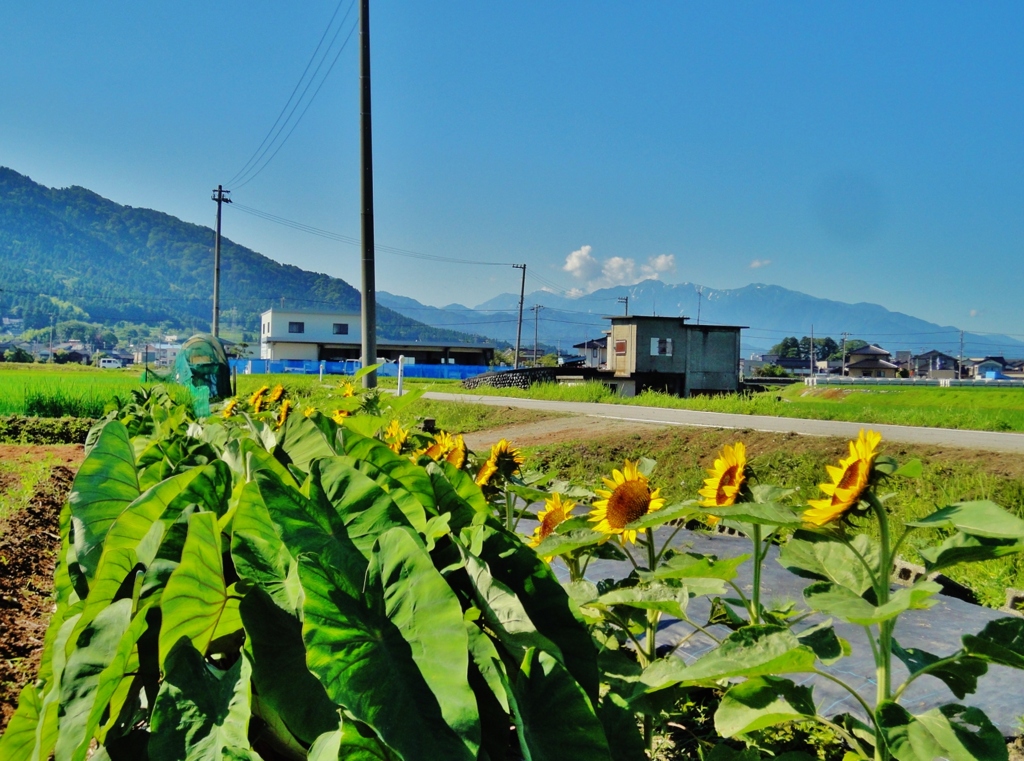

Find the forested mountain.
[{"left": 0, "top": 167, "right": 482, "bottom": 343}]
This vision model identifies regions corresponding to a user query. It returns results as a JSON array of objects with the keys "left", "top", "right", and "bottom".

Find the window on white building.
[
  {"left": 288, "top": 322, "right": 305, "bottom": 334},
  {"left": 333, "top": 323, "right": 349, "bottom": 335}
]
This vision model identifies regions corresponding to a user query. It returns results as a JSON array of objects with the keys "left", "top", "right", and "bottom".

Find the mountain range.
[
  {"left": 2, "top": 166, "right": 1018, "bottom": 360},
  {"left": 0, "top": 167, "right": 482, "bottom": 344},
  {"left": 379, "top": 279, "right": 1024, "bottom": 359}
]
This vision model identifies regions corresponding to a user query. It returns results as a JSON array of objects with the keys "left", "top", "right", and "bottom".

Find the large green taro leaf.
[
  {"left": 308, "top": 458, "right": 413, "bottom": 558},
  {"left": 103, "top": 463, "right": 228, "bottom": 568},
  {"left": 307, "top": 723, "right": 398, "bottom": 761},
  {"left": 342, "top": 430, "right": 437, "bottom": 515},
  {"left": 159, "top": 511, "right": 242, "bottom": 666},
  {"left": 54, "top": 599, "right": 134, "bottom": 761},
  {"left": 334, "top": 455, "right": 429, "bottom": 533},
  {"left": 254, "top": 470, "right": 366, "bottom": 599},
  {"left": 300, "top": 529, "right": 478, "bottom": 761},
  {"left": 240, "top": 588, "right": 339, "bottom": 747},
  {"left": 230, "top": 480, "right": 300, "bottom": 612},
  {"left": 149, "top": 640, "right": 253, "bottom": 761},
  {"left": 506, "top": 648, "right": 613, "bottom": 761},
  {"left": 0, "top": 683, "right": 44, "bottom": 761},
  {"left": 68, "top": 421, "right": 140, "bottom": 581},
  {"left": 469, "top": 522, "right": 601, "bottom": 703},
  {"left": 277, "top": 411, "right": 341, "bottom": 474}
]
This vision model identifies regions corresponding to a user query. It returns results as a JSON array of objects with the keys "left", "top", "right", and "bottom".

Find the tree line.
[{"left": 768, "top": 335, "right": 868, "bottom": 361}]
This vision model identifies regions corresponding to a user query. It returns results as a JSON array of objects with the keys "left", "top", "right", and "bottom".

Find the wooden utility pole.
[
  {"left": 512, "top": 264, "right": 526, "bottom": 369},
  {"left": 359, "top": 0, "right": 377, "bottom": 388},
  {"left": 212, "top": 185, "right": 231, "bottom": 337}
]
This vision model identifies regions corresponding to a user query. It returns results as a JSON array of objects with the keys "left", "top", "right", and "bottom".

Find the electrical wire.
[{"left": 229, "top": 2, "right": 358, "bottom": 189}]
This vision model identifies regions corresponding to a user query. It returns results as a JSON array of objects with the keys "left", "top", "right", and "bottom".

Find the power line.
[
  {"left": 229, "top": 3, "right": 359, "bottom": 189},
  {"left": 231, "top": 202, "right": 517, "bottom": 265},
  {"left": 227, "top": 0, "right": 354, "bottom": 187}
]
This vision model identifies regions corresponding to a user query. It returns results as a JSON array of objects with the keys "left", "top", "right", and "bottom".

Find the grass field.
[
  {"left": 0, "top": 363, "right": 156, "bottom": 417},
  {"left": 524, "top": 426, "right": 1024, "bottom": 609},
  {"left": 442, "top": 378, "right": 1024, "bottom": 432}
]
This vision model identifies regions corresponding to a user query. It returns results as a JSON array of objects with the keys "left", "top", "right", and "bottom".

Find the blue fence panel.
[{"left": 230, "top": 358, "right": 502, "bottom": 381}]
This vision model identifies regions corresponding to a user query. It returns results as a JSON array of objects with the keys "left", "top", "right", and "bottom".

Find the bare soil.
[{"left": 0, "top": 446, "right": 82, "bottom": 732}]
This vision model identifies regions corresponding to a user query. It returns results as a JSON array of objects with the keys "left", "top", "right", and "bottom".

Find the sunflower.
[
  {"left": 221, "top": 398, "right": 239, "bottom": 419},
  {"left": 275, "top": 399, "right": 292, "bottom": 428},
  {"left": 528, "top": 493, "right": 576, "bottom": 554},
  {"left": 418, "top": 431, "right": 466, "bottom": 467},
  {"left": 589, "top": 460, "right": 666, "bottom": 544},
  {"left": 340, "top": 381, "right": 356, "bottom": 398},
  {"left": 253, "top": 396, "right": 266, "bottom": 414},
  {"left": 248, "top": 385, "right": 269, "bottom": 407},
  {"left": 303, "top": 405, "right": 317, "bottom": 418},
  {"left": 384, "top": 419, "right": 409, "bottom": 454},
  {"left": 268, "top": 384, "right": 286, "bottom": 403},
  {"left": 332, "top": 409, "right": 350, "bottom": 424},
  {"left": 475, "top": 439, "right": 525, "bottom": 486},
  {"left": 804, "top": 429, "right": 882, "bottom": 526},
  {"left": 698, "top": 442, "right": 747, "bottom": 525}
]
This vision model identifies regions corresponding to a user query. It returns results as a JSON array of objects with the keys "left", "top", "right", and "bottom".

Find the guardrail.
[
  {"left": 804, "top": 376, "right": 1024, "bottom": 388},
  {"left": 230, "top": 359, "right": 502, "bottom": 381}
]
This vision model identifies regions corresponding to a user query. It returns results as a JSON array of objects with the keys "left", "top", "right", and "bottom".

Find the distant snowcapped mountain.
[{"left": 380, "top": 281, "right": 1023, "bottom": 358}]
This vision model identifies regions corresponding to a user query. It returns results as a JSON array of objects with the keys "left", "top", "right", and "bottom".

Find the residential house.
[
  {"left": 572, "top": 337, "right": 608, "bottom": 369},
  {"left": 968, "top": 356, "right": 1007, "bottom": 379},
  {"left": 259, "top": 308, "right": 495, "bottom": 365},
  {"left": 912, "top": 350, "right": 960, "bottom": 379},
  {"left": 603, "top": 315, "right": 743, "bottom": 396},
  {"left": 845, "top": 345, "right": 898, "bottom": 378}
]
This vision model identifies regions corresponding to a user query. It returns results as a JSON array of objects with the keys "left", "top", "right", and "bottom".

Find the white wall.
[{"left": 260, "top": 310, "right": 361, "bottom": 349}]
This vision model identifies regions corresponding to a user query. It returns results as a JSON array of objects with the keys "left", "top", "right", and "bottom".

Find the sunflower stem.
[
  {"left": 750, "top": 523, "right": 763, "bottom": 625},
  {"left": 643, "top": 529, "right": 661, "bottom": 753},
  {"left": 867, "top": 491, "right": 893, "bottom": 761}
]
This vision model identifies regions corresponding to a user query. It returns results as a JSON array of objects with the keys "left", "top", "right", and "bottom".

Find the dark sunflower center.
[
  {"left": 715, "top": 465, "right": 739, "bottom": 503},
  {"left": 539, "top": 509, "right": 564, "bottom": 540},
  {"left": 837, "top": 461, "right": 863, "bottom": 491},
  {"left": 606, "top": 481, "right": 652, "bottom": 528}
]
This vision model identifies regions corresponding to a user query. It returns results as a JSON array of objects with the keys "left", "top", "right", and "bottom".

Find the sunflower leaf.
[
  {"left": 532, "top": 529, "right": 605, "bottom": 558},
  {"left": 703, "top": 502, "right": 803, "bottom": 527},
  {"left": 714, "top": 676, "right": 815, "bottom": 737},
  {"left": 891, "top": 639, "right": 987, "bottom": 700},
  {"left": 909, "top": 501, "right": 1024, "bottom": 539},
  {"left": 778, "top": 530, "right": 880, "bottom": 596},
  {"left": 749, "top": 484, "right": 797, "bottom": 504},
  {"left": 962, "top": 617, "right": 1024, "bottom": 670},
  {"left": 919, "top": 532, "right": 1024, "bottom": 574},
  {"left": 647, "top": 552, "right": 750, "bottom": 582},
  {"left": 803, "top": 580, "right": 941, "bottom": 626},
  {"left": 624, "top": 501, "right": 698, "bottom": 532},
  {"left": 876, "top": 701, "right": 1006, "bottom": 761}
]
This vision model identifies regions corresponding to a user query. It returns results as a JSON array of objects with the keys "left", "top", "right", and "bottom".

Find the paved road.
[{"left": 424, "top": 391, "right": 1024, "bottom": 453}]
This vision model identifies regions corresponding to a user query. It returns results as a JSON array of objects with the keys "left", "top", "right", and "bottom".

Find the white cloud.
[
  {"left": 562, "top": 246, "right": 676, "bottom": 293},
  {"left": 562, "top": 245, "right": 600, "bottom": 281},
  {"left": 969, "top": 309, "right": 979, "bottom": 318},
  {"left": 749, "top": 258, "right": 772, "bottom": 269}
]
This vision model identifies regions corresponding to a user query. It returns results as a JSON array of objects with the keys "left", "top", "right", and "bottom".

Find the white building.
[{"left": 259, "top": 308, "right": 495, "bottom": 365}]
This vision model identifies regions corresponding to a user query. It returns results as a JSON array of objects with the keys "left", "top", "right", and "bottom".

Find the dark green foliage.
[
  {"left": 0, "top": 166, "right": 486, "bottom": 343},
  {"left": 0, "top": 414, "right": 95, "bottom": 444}
]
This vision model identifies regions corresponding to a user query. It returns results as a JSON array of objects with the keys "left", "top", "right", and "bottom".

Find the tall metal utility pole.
[
  {"left": 617, "top": 296, "right": 628, "bottom": 316},
  {"left": 359, "top": 0, "right": 377, "bottom": 388},
  {"left": 531, "top": 305, "right": 543, "bottom": 365},
  {"left": 211, "top": 185, "right": 231, "bottom": 337},
  {"left": 809, "top": 325, "right": 815, "bottom": 377},
  {"left": 841, "top": 332, "right": 849, "bottom": 376},
  {"left": 696, "top": 286, "right": 703, "bottom": 324},
  {"left": 959, "top": 330, "right": 964, "bottom": 379},
  {"left": 512, "top": 264, "right": 526, "bottom": 369}
]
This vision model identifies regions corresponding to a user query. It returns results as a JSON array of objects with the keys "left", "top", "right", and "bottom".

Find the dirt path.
[
  {"left": 0, "top": 446, "right": 82, "bottom": 731},
  {"left": 463, "top": 415, "right": 667, "bottom": 451}
]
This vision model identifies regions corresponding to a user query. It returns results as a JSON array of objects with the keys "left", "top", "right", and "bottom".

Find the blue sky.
[{"left": 2, "top": 2, "right": 1021, "bottom": 334}]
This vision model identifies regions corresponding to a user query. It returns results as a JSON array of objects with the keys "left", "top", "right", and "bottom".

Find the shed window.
[
  {"left": 288, "top": 322, "right": 305, "bottom": 334},
  {"left": 650, "top": 337, "right": 673, "bottom": 356},
  {"left": 614, "top": 340, "right": 627, "bottom": 356},
  {"left": 333, "top": 323, "right": 349, "bottom": 335}
]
